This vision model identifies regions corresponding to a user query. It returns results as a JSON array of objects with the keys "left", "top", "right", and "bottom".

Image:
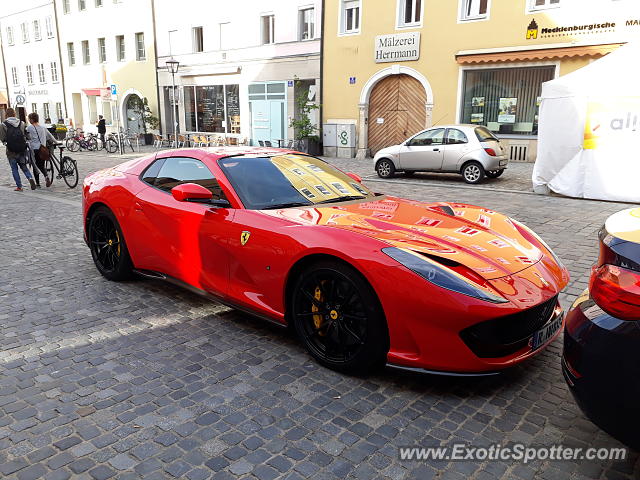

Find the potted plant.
[
  {"left": 289, "top": 81, "right": 321, "bottom": 155},
  {"left": 130, "top": 97, "right": 159, "bottom": 145}
]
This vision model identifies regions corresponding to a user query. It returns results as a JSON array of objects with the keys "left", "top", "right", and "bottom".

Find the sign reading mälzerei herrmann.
[{"left": 375, "top": 32, "right": 420, "bottom": 63}]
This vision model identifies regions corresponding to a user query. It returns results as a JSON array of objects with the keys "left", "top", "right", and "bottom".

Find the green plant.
[
  {"left": 130, "top": 97, "right": 159, "bottom": 133},
  {"left": 289, "top": 81, "right": 319, "bottom": 141}
]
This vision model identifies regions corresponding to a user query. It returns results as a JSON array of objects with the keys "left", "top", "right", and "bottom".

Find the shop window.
[
  {"left": 183, "top": 84, "right": 240, "bottom": 134},
  {"left": 261, "top": 15, "right": 275, "bottom": 44},
  {"left": 299, "top": 8, "right": 314, "bottom": 40},
  {"left": 460, "top": 0, "right": 489, "bottom": 21},
  {"left": 193, "top": 27, "right": 204, "bottom": 53},
  {"left": 398, "top": 0, "right": 422, "bottom": 27},
  {"left": 341, "top": 0, "right": 360, "bottom": 34},
  {"left": 459, "top": 66, "right": 555, "bottom": 136},
  {"left": 529, "top": 0, "right": 560, "bottom": 11}
]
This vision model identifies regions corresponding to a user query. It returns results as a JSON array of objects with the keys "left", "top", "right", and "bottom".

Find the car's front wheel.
[
  {"left": 461, "top": 161, "right": 485, "bottom": 184},
  {"left": 88, "top": 206, "right": 133, "bottom": 281},
  {"left": 375, "top": 159, "right": 396, "bottom": 178},
  {"left": 486, "top": 169, "right": 504, "bottom": 179},
  {"left": 291, "top": 260, "right": 389, "bottom": 374}
]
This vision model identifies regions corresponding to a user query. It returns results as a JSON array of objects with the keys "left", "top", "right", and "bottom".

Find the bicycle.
[
  {"left": 66, "top": 130, "right": 98, "bottom": 152},
  {"left": 44, "top": 143, "right": 79, "bottom": 189}
]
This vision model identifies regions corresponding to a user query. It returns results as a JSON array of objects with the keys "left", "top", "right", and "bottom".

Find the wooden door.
[{"left": 368, "top": 74, "right": 426, "bottom": 156}]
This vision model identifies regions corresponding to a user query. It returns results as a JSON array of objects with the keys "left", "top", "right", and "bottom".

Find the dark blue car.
[{"left": 563, "top": 207, "right": 640, "bottom": 449}]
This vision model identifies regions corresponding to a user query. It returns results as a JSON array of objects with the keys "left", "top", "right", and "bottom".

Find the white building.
[
  {"left": 154, "top": 0, "right": 321, "bottom": 145},
  {"left": 54, "top": 0, "right": 158, "bottom": 134},
  {"left": 0, "top": 0, "right": 65, "bottom": 123}
]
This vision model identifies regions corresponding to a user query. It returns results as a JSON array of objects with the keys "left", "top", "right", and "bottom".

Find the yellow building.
[{"left": 322, "top": 0, "right": 640, "bottom": 160}]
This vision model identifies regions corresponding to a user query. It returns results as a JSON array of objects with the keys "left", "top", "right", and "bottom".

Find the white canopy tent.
[{"left": 532, "top": 42, "right": 640, "bottom": 203}]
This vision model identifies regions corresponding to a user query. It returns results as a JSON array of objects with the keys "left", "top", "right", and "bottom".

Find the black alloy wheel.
[
  {"left": 291, "top": 260, "right": 388, "bottom": 374},
  {"left": 88, "top": 206, "right": 133, "bottom": 281}
]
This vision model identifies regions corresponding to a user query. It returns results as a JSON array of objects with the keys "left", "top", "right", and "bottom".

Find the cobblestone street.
[{"left": 0, "top": 149, "right": 638, "bottom": 480}]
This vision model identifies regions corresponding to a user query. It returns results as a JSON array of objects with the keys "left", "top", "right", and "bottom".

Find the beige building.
[{"left": 322, "top": 0, "right": 640, "bottom": 160}]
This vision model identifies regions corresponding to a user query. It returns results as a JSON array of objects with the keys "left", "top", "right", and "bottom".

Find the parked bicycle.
[
  {"left": 104, "top": 129, "right": 135, "bottom": 154},
  {"left": 44, "top": 143, "right": 79, "bottom": 188},
  {"left": 66, "top": 129, "right": 98, "bottom": 152}
]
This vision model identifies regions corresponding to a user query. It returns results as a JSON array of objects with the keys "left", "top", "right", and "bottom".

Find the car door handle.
[
  {"left": 134, "top": 202, "right": 143, "bottom": 212},
  {"left": 432, "top": 148, "right": 440, "bottom": 152}
]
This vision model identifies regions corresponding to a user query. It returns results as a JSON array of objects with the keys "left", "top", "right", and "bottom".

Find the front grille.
[{"left": 460, "top": 295, "right": 558, "bottom": 358}]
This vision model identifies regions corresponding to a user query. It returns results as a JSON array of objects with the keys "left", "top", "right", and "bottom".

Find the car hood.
[
  {"left": 263, "top": 196, "right": 544, "bottom": 280},
  {"left": 375, "top": 145, "right": 400, "bottom": 156}
]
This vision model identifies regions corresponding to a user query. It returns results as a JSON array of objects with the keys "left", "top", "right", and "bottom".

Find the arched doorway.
[
  {"left": 124, "top": 94, "right": 143, "bottom": 133},
  {"left": 367, "top": 74, "right": 427, "bottom": 156}
]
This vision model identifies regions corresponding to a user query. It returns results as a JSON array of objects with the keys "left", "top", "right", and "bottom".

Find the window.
[
  {"left": 82, "top": 40, "right": 90, "bottom": 64},
  {"left": 62, "top": 0, "right": 71, "bottom": 13},
  {"left": 116, "top": 35, "right": 125, "bottom": 61},
  {"left": 461, "top": 0, "right": 488, "bottom": 20},
  {"left": 261, "top": 15, "right": 274, "bottom": 44},
  {"left": 38, "top": 64, "right": 46, "bottom": 83},
  {"left": 33, "top": 20, "right": 41, "bottom": 41},
  {"left": 150, "top": 157, "right": 227, "bottom": 200},
  {"left": 341, "top": 0, "right": 360, "bottom": 34},
  {"left": 96, "top": 0, "right": 103, "bottom": 5},
  {"left": 67, "top": 42, "right": 75, "bottom": 65},
  {"left": 219, "top": 22, "right": 230, "bottom": 50},
  {"left": 26, "top": 65, "right": 34, "bottom": 85},
  {"left": 135, "top": 32, "right": 145, "bottom": 60},
  {"left": 299, "top": 8, "right": 314, "bottom": 40},
  {"left": 98, "top": 37, "right": 106, "bottom": 63},
  {"left": 11, "top": 67, "right": 18, "bottom": 86},
  {"left": 51, "top": 62, "right": 59, "bottom": 82},
  {"left": 398, "top": 0, "right": 422, "bottom": 27},
  {"left": 183, "top": 84, "right": 240, "bottom": 134},
  {"left": 192, "top": 26, "right": 203, "bottom": 53},
  {"left": 529, "top": 0, "right": 560, "bottom": 10},
  {"left": 45, "top": 16, "right": 54, "bottom": 38},
  {"left": 56, "top": 102, "right": 63, "bottom": 121},
  {"left": 408, "top": 128, "right": 445, "bottom": 146},
  {"left": 32, "top": 103, "right": 38, "bottom": 115},
  {"left": 7, "top": 27, "right": 14, "bottom": 46},
  {"left": 21, "top": 23, "right": 29, "bottom": 43},
  {"left": 78, "top": 0, "right": 86, "bottom": 10},
  {"left": 43, "top": 103, "right": 50, "bottom": 120},
  {"left": 460, "top": 66, "right": 555, "bottom": 136},
  {"left": 446, "top": 129, "right": 468, "bottom": 145}
]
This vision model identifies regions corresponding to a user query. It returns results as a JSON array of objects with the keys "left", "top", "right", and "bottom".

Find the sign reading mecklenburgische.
[{"left": 374, "top": 32, "right": 420, "bottom": 63}]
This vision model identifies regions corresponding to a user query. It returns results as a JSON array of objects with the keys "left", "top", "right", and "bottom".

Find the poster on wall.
[
  {"left": 471, "top": 113, "right": 484, "bottom": 124},
  {"left": 498, "top": 97, "right": 517, "bottom": 123},
  {"left": 471, "top": 97, "right": 485, "bottom": 107}
]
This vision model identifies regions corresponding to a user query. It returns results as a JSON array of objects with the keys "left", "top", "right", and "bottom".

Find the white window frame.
[
  {"left": 527, "top": 0, "right": 561, "bottom": 12},
  {"left": 45, "top": 16, "right": 54, "bottom": 38},
  {"left": 26, "top": 65, "right": 34, "bottom": 85},
  {"left": 78, "top": 0, "right": 86, "bottom": 11},
  {"left": 459, "top": 0, "right": 490, "bottom": 22},
  {"left": 51, "top": 61, "right": 59, "bottom": 82},
  {"left": 21, "top": 23, "right": 29, "bottom": 43},
  {"left": 95, "top": 0, "right": 103, "bottom": 6},
  {"left": 33, "top": 20, "right": 41, "bottom": 41},
  {"left": 260, "top": 14, "right": 275, "bottom": 45},
  {"left": 298, "top": 7, "right": 315, "bottom": 41},
  {"left": 67, "top": 42, "right": 75, "bottom": 66},
  {"left": 56, "top": 102, "right": 63, "bottom": 120},
  {"left": 218, "top": 22, "right": 230, "bottom": 50},
  {"left": 7, "top": 27, "right": 14, "bottom": 46},
  {"left": 98, "top": 37, "right": 106, "bottom": 63},
  {"left": 43, "top": 103, "right": 50, "bottom": 120},
  {"left": 82, "top": 40, "right": 90, "bottom": 64},
  {"left": 396, "top": 0, "right": 423, "bottom": 29},
  {"left": 339, "top": 0, "right": 361, "bottom": 35},
  {"left": 116, "top": 35, "right": 125, "bottom": 62},
  {"left": 135, "top": 32, "right": 146, "bottom": 60},
  {"left": 11, "top": 67, "right": 18, "bottom": 86},
  {"left": 32, "top": 103, "right": 38, "bottom": 115},
  {"left": 63, "top": 0, "right": 71, "bottom": 14},
  {"left": 192, "top": 26, "right": 204, "bottom": 53},
  {"left": 38, "top": 63, "right": 46, "bottom": 83}
]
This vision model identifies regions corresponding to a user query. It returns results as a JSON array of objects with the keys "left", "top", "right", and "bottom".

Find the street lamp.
[{"left": 165, "top": 58, "right": 180, "bottom": 147}]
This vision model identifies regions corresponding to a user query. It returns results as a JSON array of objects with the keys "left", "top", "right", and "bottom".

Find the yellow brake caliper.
[{"left": 312, "top": 285, "right": 326, "bottom": 336}]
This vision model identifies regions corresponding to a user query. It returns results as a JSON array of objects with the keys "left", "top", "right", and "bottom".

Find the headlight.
[{"left": 382, "top": 247, "right": 508, "bottom": 303}]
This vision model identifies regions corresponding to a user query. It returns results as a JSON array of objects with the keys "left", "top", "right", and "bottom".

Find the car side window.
[
  {"left": 409, "top": 128, "right": 445, "bottom": 147},
  {"left": 154, "top": 157, "right": 227, "bottom": 200},
  {"left": 141, "top": 158, "right": 165, "bottom": 185},
  {"left": 446, "top": 129, "right": 468, "bottom": 145}
]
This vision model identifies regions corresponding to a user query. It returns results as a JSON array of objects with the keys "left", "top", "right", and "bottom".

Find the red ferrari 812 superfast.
[{"left": 83, "top": 147, "right": 569, "bottom": 375}]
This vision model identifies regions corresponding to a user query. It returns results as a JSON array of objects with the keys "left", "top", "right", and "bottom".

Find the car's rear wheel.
[
  {"left": 486, "top": 169, "right": 504, "bottom": 179},
  {"left": 462, "top": 161, "right": 485, "bottom": 184},
  {"left": 88, "top": 206, "right": 133, "bottom": 281},
  {"left": 291, "top": 260, "right": 388, "bottom": 374},
  {"left": 376, "top": 159, "right": 395, "bottom": 179}
]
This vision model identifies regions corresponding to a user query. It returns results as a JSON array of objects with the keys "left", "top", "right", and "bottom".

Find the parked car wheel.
[
  {"left": 462, "top": 161, "right": 485, "bottom": 184},
  {"left": 376, "top": 159, "right": 396, "bottom": 178},
  {"left": 486, "top": 169, "right": 505, "bottom": 179}
]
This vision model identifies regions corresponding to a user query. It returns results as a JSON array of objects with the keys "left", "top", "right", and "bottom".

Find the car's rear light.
[
  {"left": 484, "top": 148, "right": 497, "bottom": 156},
  {"left": 590, "top": 264, "right": 640, "bottom": 321}
]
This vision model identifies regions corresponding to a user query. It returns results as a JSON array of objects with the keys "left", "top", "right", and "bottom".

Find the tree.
[{"left": 289, "top": 81, "right": 319, "bottom": 142}]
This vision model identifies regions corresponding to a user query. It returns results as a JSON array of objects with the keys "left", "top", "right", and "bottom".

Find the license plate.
[{"left": 530, "top": 312, "right": 563, "bottom": 350}]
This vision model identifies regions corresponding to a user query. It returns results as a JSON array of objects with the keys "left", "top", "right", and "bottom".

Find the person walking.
[
  {"left": 0, "top": 107, "right": 36, "bottom": 191},
  {"left": 96, "top": 115, "right": 106, "bottom": 147},
  {"left": 27, "top": 112, "right": 55, "bottom": 188}
]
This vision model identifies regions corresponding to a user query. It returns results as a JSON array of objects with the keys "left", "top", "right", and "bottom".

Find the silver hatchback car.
[{"left": 372, "top": 125, "right": 508, "bottom": 184}]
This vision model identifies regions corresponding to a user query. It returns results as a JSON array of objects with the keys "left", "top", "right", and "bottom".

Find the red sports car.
[{"left": 83, "top": 147, "right": 569, "bottom": 375}]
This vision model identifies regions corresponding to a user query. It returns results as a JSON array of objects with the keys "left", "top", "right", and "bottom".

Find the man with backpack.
[{"left": 0, "top": 108, "right": 36, "bottom": 191}]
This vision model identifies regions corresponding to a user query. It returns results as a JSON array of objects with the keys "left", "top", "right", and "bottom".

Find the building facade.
[
  {"left": 154, "top": 0, "right": 321, "bottom": 144},
  {"left": 54, "top": 0, "right": 158, "bottom": 133},
  {"left": 0, "top": 0, "right": 65, "bottom": 123},
  {"left": 323, "top": 0, "right": 640, "bottom": 159}
]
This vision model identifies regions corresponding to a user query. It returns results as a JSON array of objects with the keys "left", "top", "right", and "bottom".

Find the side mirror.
[
  {"left": 171, "top": 183, "right": 213, "bottom": 202},
  {"left": 346, "top": 172, "right": 362, "bottom": 183}
]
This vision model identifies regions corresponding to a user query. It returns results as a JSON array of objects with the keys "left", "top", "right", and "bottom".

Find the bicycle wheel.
[
  {"left": 87, "top": 137, "right": 98, "bottom": 151},
  {"left": 61, "top": 156, "right": 79, "bottom": 188},
  {"left": 44, "top": 157, "right": 55, "bottom": 183},
  {"left": 67, "top": 138, "right": 80, "bottom": 152},
  {"left": 106, "top": 138, "right": 118, "bottom": 154}
]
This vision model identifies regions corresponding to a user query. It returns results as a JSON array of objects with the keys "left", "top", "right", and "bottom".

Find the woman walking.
[{"left": 27, "top": 112, "right": 55, "bottom": 188}]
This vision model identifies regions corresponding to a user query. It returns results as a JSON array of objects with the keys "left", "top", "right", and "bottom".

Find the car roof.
[{"left": 156, "top": 146, "right": 302, "bottom": 159}]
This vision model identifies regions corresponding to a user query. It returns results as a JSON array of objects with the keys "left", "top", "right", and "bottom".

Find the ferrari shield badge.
[{"left": 240, "top": 231, "right": 251, "bottom": 246}]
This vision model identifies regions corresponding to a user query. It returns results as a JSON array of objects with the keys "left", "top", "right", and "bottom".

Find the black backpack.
[{"left": 4, "top": 121, "right": 27, "bottom": 153}]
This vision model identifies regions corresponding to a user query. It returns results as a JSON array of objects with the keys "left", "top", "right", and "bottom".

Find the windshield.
[
  {"left": 218, "top": 154, "right": 373, "bottom": 210},
  {"left": 475, "top": 126, "right": 499, "bottom": 142}
]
